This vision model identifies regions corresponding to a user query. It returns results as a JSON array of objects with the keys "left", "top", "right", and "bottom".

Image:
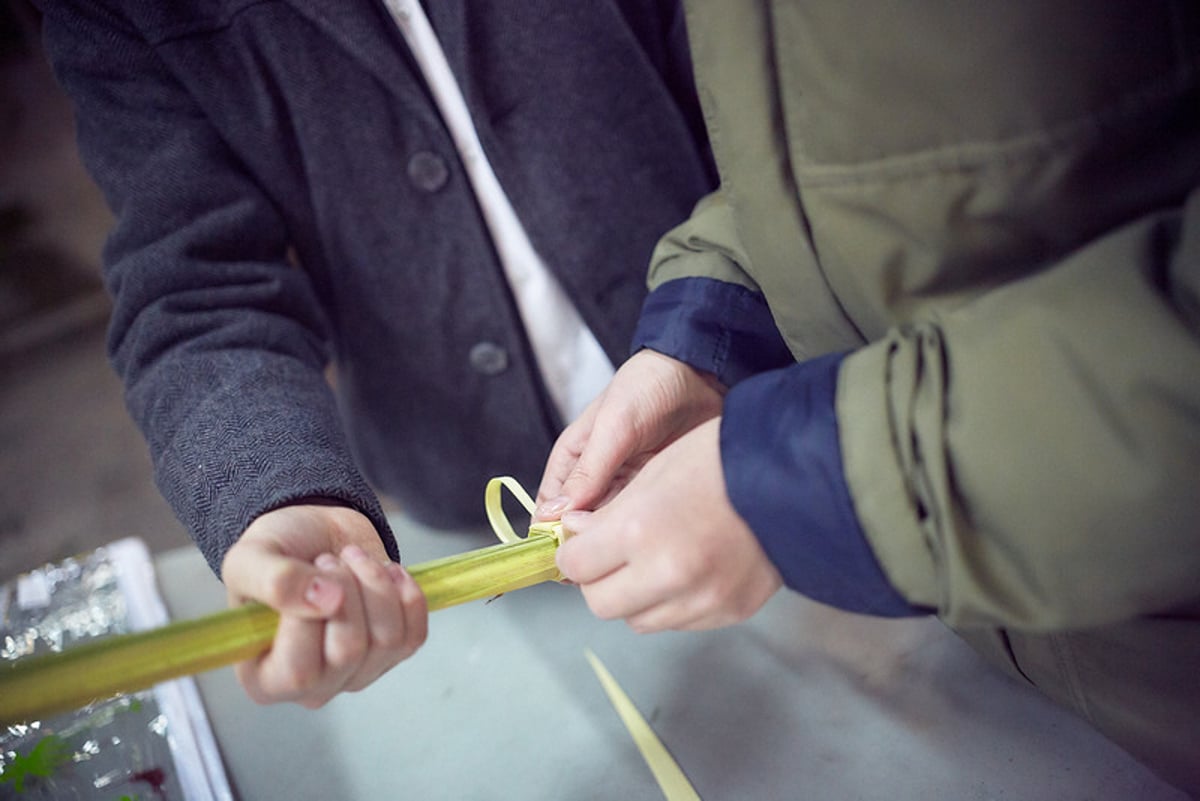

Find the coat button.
[
  {"left": 407, "top": 151, "right": 449, "bottom": 192},
  {"left": 469, "top": 341, "right": 509, "bottom": 376}
]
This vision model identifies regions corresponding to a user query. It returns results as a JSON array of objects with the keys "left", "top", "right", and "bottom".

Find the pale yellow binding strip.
[
  {"left": 485, "top": 475, "right": 567, "bottom": 548},
  {"left": 585, "top": 649, "right": 702, "bottom": 801}
]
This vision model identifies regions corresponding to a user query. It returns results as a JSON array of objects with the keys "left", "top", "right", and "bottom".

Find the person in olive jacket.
[
  {"left": 35, "top": 0, "right": 714, "bottom": 708},
  {"left": 536, "top": 1, "right": 1200, "bottom": 794}
]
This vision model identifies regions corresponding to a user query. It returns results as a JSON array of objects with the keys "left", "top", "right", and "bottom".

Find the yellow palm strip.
[
  {"left": 0, "top": 477, "right": 561, "bottom": 725},
  {"left": 585, "top": 649, "right": 702, "bottom": 801}
]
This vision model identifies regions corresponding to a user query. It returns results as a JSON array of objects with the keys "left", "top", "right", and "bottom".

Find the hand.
[
  {"left": 554, "top": 417, "right": 782, "bottom": 632},
  {"left": 535, "top": 349, "right": 725, "bottom": 520},
  {"left": 220, "top": 503, "right": 428, "bottom": 708}
]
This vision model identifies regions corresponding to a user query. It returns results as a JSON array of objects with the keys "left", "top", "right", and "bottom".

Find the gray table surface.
[{"left": 156, "top": 516, "right": 1186, "bottom": 801}]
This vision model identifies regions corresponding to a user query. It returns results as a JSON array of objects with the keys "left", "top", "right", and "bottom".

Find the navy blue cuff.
[
  {"left": 721, "top": 352, "right": 928, "bottom": 617},
  {"left": 631, "top": 277, "right": 794, "bottom": 387}
]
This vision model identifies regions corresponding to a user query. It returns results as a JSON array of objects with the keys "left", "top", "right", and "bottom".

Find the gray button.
[
  {"left": 468, "top": 341, "right": 509, "bottom": 376},
  {"left": 407, "top": 151, "right": 449, "bottom": 192}
]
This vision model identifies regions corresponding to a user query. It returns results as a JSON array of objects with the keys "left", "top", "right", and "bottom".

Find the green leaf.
[{"left": 0, "top": 733, "right": 73, "bottom": 793}]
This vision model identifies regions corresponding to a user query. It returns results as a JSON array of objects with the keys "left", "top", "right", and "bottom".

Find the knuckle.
[
  {"left": 327, "top": 632, "right": 368, "bottom": 670},
  {"left": 655, "top": 556, "right": 695, "bottom": 595},
  {"left": 412, "top": 625, "right": 429, "bottom": 650},
  {"left": 555, "top": 549, "right": 579, "bottom": 580},
  {"left": 243, "top": 685, "right": 272, "bottom": 706},
  {"left": 730, "top": 592, "right": 760, "bottom": 622},
  {"left": 628, "top": 616, "right": 658, "bottom": 635},
  {"left": 564, "top": 462, "right": 598, "bottom": 489},
  {"left": 621, "top": 518, "right": 654, "bottom": 550},
  {"left": 374, "top": 623, "right": 407, "bottom": 650},
  {"left": 404, "top": 615, "right": 429, "bottom": 652},
  {"left": 236, "top": 671, "right": 272, "bottom": 706},
  {"left": 260, "top": 562, "right": 305, "bottom": 608},
  {"left": 693, "top": 584, "right": 726, "bottom": 618},
  {"left": 585, "top": 594, "right": 620, "bottom": 622},
  {"left": 299, "top": 694, "right": 332, "bottom": 710},
  {"left": 276, "top": 662, "right": 319, "bottom": 695},
  {"left": 355, "top": 558, "right": 390, "bottom": 588},
  {"left": 343, "top": 673, "right": 378, "bottom": 694}
]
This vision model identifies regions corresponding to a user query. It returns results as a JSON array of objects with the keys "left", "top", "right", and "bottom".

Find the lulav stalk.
[{"left": 0, "top": 478, "right": 561, "bottom": 725}]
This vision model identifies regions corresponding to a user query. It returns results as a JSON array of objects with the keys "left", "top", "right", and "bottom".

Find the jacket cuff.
[
  {"left": 721, "top": 352, "right": 928, "bottom": 617},
  {"left": 202, "top": 473, "right": 400, "bottom": 580},
  {"left": 180, "top": 417, "right": 401, "bottom": 578},
  {"left": 631, "top": 277, "right": 794, "bottom": 386}
]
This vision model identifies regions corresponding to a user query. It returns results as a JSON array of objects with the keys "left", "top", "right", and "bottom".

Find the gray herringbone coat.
[{"left": 37, "top": 0, "right": 714, "bottom": 572}]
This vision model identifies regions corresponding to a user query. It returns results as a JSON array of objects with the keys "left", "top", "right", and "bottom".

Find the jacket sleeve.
[
  {"left": 646, "top": 189, "right": 765, "bottom": 294},
  {"left": 642, "top": 182, "right": 1200, "bottom": 630},
  {"left": 635, "top": 192, "right": 923, "bottom": 616},
  {"left": 38, "top": 2, "right": 398, "bottom": 576},
  {"left": 840, "top": 189, "right": 1200, "bottom": 630}
]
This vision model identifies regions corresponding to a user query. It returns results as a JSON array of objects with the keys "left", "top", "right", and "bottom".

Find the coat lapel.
[{"left": 281, "top": 0, "right": 442, "bottom": 129}]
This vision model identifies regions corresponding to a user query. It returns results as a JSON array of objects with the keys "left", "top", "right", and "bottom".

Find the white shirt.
[{"left": 382, "top": 0, "right": 614, "bottom": 423}]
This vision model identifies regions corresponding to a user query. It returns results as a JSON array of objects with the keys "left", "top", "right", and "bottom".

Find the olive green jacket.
[{"left": 650, "top": 1, "right": 1200, "bottom": 791}]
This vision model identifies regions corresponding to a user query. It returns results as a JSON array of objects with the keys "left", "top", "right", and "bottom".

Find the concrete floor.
[{"left": 0, "top": 5, "right": 192, "bottom": 580}]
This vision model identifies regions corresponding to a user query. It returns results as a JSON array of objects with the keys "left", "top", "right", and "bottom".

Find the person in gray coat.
[{"left": 35, "top": 0, "right": 714, "bottom": 707}]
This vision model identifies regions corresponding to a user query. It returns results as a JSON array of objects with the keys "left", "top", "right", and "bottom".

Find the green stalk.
[{"left": 0, "top": 534, "right": 560, "bottom": 725}]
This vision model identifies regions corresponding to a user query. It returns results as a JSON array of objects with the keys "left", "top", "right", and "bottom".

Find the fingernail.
[
  {"left": 561, "top": 510, "right": 591, "bottom": 531},
  {"left": 386, "top": 562, "right": 409, "bottom": 584},
  {"left": 342, "top": 545, "right": 367, "bottom": 563},
  {"left": 305, "top": 576, "right": 336, "bottom": 609},
  {"left": 536, "top": 495, "right": 569, "bottom": 519},
  {"left": 315, "top": 553, "right": 340, "bottom": 571}
]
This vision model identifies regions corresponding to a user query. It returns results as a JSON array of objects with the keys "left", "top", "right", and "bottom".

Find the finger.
[
  {"left": 593, "top": 567, "right": 726, "bottom": 634},
  {"left": 631, "top": 596, "right": 762, "bottom": 633},
  {"left": 564, "top": 505, "right": 710, "bottom": 628},
  {"left": 389, "top": 562, "right": 429, "bottom": 652},
  {"left": 576, "top": 565, "right": 661, "bottom": 623},
  {"left": 555, "top": 412, "right": 644, "bottom": 513},
  {"left": 312, "top": 552, "right": 369, "bottom": 705},
  {"left": 590, "top": 456, "right": 653, "bottom": 510},
  {"left": 338, "top": 546, "right": 412, "bottom": 692},
  {"left": 627, "top": 562, "right": 785, "bottom": 634},
  {"left": 555, "top": 510, "right": 628, "bottom": 584},
  {"left": 222, "top": 540, "right": 343, "bottom": 619},
  {"left": 236, "top": 606, "right": 327, "bottom": 705},
  {"left": 625, "top": 602, "right": 706, "bottom": 634},
  {"left": 535, "top": 408, "right": 597, "bottom": 518}
]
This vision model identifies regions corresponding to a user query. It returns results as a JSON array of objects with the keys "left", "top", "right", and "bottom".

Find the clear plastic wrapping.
[{"left": 1, "top": 538, "right": 232, "bottom": 800}]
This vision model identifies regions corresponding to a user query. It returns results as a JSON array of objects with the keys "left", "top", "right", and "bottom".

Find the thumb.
[
  {"left": 554, "top": 419, "right": 641, "bottom": 513},
  {"left": 222, "top": 544, "right": 345, "bottom": 619},
  {"left": 556, "top": 509, "right": 626, "bottom": 585}
]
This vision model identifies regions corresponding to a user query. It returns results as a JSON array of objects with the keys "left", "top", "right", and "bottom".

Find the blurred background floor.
[{"left": 0, "top": 0, "right": 191, "bottom": 577}]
